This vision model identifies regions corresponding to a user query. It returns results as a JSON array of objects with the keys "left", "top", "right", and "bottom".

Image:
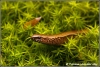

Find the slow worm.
[
  {"left": 31, "top": 29, "right": 88, "bottom": 46},
  {"left": 24, "top": 17, "right": 88, "bottom": 45}
]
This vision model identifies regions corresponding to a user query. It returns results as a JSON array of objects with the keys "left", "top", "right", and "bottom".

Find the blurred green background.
[{"left": 1, "top": 1, "right": 99, "bottom": 66}]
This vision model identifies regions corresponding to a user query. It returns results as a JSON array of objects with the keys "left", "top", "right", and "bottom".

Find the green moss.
[{"left": 1, "top": 1, "right": 99, "bottom": 66}]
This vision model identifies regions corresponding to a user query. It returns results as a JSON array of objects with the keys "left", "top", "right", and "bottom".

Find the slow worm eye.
[{"left": 34, "top": 37, "right": 42, "bottom": 42}]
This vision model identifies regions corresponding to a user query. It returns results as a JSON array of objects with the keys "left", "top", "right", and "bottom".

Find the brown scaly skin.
[{"left": 31, "top": 29, "right": 88, "bottom": 46}]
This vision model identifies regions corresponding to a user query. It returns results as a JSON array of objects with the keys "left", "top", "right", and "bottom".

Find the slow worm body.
[
  {"left": 31, "top": 29, "right": 88, "bottom": 46},
  {"left": 24, "top": 17, "right": 41, "bottom": 29}
]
